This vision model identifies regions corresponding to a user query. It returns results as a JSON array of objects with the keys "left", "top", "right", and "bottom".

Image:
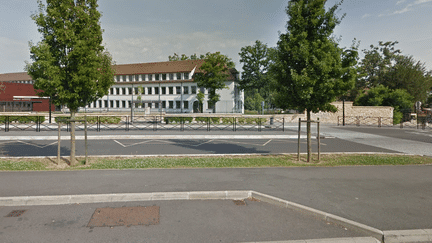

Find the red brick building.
[{"left": 0, "top": 73, "right": 54, "bottom": 112}]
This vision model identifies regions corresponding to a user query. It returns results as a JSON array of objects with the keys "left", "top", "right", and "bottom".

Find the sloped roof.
[
  {"left": 114, "top": 60, "right": 205, "bottom": 75},
  {"left": 0, "top": 59, "right": 237, "bottom": 81}
]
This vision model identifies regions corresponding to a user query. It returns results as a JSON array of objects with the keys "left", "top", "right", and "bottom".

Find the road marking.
[
  {"left": 16, "top": 140, "right": 58, "bottom": 149},
  {"left": 262, "top": 139, "right": 272, "bottom": 146},
  {"left": 113, "top": 140, "right": 126, "bottom": 147},
  {"left": 192, "top": 140, "right": 214, "bottom": 147}
]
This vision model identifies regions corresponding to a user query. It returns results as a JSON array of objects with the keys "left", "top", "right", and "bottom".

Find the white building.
[
  {"left": 93, "top": 60, "right": 243, "bottom": 114},
  {"left": 0, "top": 60, "right": 244, "bottom": 114}
]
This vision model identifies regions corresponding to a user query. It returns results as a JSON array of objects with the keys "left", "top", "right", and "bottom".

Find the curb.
[
  {"left": 0, "top": 152, "right": 406, "bottom": 160},
  {"left": 0, "top": 135, "right": 309, "bottom": 141},
  {"left": 383, "top": 229, "right": 432, "bottom": 243},
  {"left": 0, "top": 190, "right": 251, "bottom": 206},
  {"left": 250, "top": 191, "right": 384, "bottom": 241},
  {"left": 241, "top": 236, "right": 381, "bottom": 243}
]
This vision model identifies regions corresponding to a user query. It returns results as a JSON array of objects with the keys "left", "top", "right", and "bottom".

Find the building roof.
[
  {"left": 114, "top": 60, "right": 205, "bottom": 75},
  {"left": 0, "top": 59, "right": 237, "bottom": 82}
]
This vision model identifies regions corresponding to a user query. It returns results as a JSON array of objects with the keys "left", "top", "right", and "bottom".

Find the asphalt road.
[{"left": 1, "top": 165, "right": 431, "bottom": 232}]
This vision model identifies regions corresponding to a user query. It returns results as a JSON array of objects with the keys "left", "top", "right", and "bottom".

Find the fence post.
[
  {"left": 297, "top": 118, "right": 301, "bottom": 161},
  {"left": 283, "top": 117, "right": 285, "bottom": 132},
  {"left": 337, "top": 116, "right": 340, "bottom": 126},
  {"left": 378, "top": 117, "right": 382, "bottom": 127},
  {"left": 207, "top": 117, "right": 210, "bottom": 131},
  {"left": 317, "top": 118, "right": 320, "bottom": 162},
  {"left": 356, "top": 116, "right": 360, "bottom": 126},
  {"left": 57, "top": 122, "right": 61, "bottom": 165},
  {"left": 154, "top": 116, "right": 157, "bottom": 131}
]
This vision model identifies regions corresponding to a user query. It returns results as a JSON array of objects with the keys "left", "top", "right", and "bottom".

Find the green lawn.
[{"left": 0, "top": 154, "right": 431, "bottom": 171}]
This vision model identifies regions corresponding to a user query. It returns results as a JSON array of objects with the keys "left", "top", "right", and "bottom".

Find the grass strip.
[{"left": 0, "top": 154, "right": 431, "bottom": 171}]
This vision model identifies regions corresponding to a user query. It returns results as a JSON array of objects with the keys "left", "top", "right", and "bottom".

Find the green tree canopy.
[
  {"left": 26, "top": 0, "right": 115, "bottom": 165},
  {"left": 272, "top": 0, "right": 358, "bottom": 162},
  {"left": 193, "top": 52, "right": 235, "bottom": 111},
  {"left": 239, "top": 40, "right": 277, "bottom": 111},
  {"left": 354, "top": 41, "right": 432, "bottom": 103},
  {"left": 273, "top": 0, "right": 358, "bottom": 113},
  {"left": 354, "top": 85, "right": 414, "bottom": 124}
]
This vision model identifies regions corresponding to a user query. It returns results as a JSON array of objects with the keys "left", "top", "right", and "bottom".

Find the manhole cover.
[
  {"left": 5, "top": 210, "right": 26, "bottom": 217},
  {"left": 87, "top": 206, "right": 159, "bottom": 227},
  {"left": 233, "top": 200, "right": 246, "bottom": 205}
]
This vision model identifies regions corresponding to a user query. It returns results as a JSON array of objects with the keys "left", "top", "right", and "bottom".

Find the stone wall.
[{"left": 279, "top": 102, "right": 394, "bottom": 125}]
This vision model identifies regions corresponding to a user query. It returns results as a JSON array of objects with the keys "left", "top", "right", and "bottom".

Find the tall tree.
[
  {"left": 194, "top": 52, "right": 235, "bottom": 112},
  {"left": 354, "top": 41, "right": 432, "bottom": 103},
  {"left": 273, "top": 0, "right": 358, "bottom": 162},
  {"left": 168, "top": 53, "right": 205, "bottom": 61},
  {"left": 26, "top": 0, "right": 115, "bottom": 165},
  {"left": 239, "top": 40, "right": 276, "bottom": 112}
]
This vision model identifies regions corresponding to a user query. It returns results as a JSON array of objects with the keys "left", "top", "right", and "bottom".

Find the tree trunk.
[
  {"left": 70, "top": 109, "right": 76, "bottom": 166},
  {"left": 307, "top": 110, "right": 311, "bottom": 162}
]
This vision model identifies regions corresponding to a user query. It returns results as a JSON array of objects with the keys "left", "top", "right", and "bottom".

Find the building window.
[
  {"left": 104, "top": 100, "right": 108, "bottom": 108},
  {"left": 110, "top": 88, "right": 113, "bottom": 95},
  {"left": 135, "top": 75, "right": 139, "bottom": 82},
  {"left": 155, "top": 74, "right": 160, "bottom": 81},
  {"left": 161, "top": 87, "right": 166, "bottom": 95},
  {"left": 122, "top": 75, "right": 126, "bottom": 82},
  {"left": 154, "top": 87, "right": 159, "bottom": 95},
  {"left": 116, "top": 100, "right": 120, "bottom": 108},
  {"left": 155, "top": 102, "right": 159, "bottom": 109},
  {"left": 122, "top": 100, "right": 126, "bottom": 108},
  {"left": 191, "top": 86, "right": 197, "bottom": 94},
  {"left": 116, "top": 88, "right": 120, "bottom": 95},
  {"left": 169, "top": 87, "right": 174, "bottom": 94},
  {"left": 128, "top": 88, "right": 132, "bottom": 95},
  {"left": 162, "top": 101, "right": 166, "bottom": 109},
  {"left": 183, "top": 73, "right": 189, "bottom": 80},
  {"left": 162, "top": 74, "right": 167, "bottom": 80},
  {"left": 147, "top": 74, "right": 151, "bottom": 81},
  {"left": 98, "top": 100, "right": 102, "bottom": 108},
  {"left": 141, "top": 74, "right": 146, "bottom": 81},
  {"left": 134, "top": 87, "right": 139, "bottom": 95},
  {"left": 122, "top": 88, "right": 126, "bottom": 95},
  {"left": 169, "top": 73, "right": 174, "bottom": 80},
  {"left": 168, "top": 101, "right": 173, "bottom": 109},
  {"left": 148, "top": 87, "right": 152, "bottom": 95},
  {"left": 128, "top": 101, "right": 131, "bottom": 108},
  {"left": 93, "top": 101, "right": 96, "bottom": 108},
  {"left": 176, "top": 73, "right": 181, "bottom": 80},
  {"left": 128, "top": 75, "right": 133, "bottom": 82},
  {"left": 184, "top": 101, "right": 189, "bottom": 109},
  {"left": 110, "top": 100, "right": 114, "bottom": 108},
  {"left": 116, "top": 76, "right": 121, "bottom": 82},
  {"left": 183, "top": 86, "right": 189, "bottom": 94},
  {"left": 176, "top": 86, "right": 181, "bottom": 94},
  {"left": 200, "top": 87, "right": 205, "bottom": 94},
  {"left": 176, "top": 101, "right": 181, "bottom": 109}
]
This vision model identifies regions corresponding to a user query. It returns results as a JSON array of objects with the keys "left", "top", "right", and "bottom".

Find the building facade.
[{"left": 0, "top": 60, "right": 244, "bottom": 114}]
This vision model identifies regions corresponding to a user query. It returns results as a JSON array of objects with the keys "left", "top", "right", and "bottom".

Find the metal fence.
[
  {"left": 0, "top": 114, "right": 290, "bottom": 132},
  {"left": 338, "top": 114, "right": 431, "bottom": 129}
]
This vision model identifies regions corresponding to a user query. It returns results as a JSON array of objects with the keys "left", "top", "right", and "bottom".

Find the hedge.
[
  {"left": 164, "top": 117, "right": 193, "bottom": 124},
  {"left": 0, "top": 116, "right": 45, "bottom": 123},
  {"left": 55, "top": 116, "right": 121, "bottom": 124}
]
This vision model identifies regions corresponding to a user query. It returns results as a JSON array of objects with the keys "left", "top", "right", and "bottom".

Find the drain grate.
[
  {"left": 233, "top": 200, "right": 247, "bottom": 205},
  {"left": 5, "top": 210, "right": 27, "bottom": 217},
  {"left": 87, "top": 206, "right": 159, "bottom": 227}
]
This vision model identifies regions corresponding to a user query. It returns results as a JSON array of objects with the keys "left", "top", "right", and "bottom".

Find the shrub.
[
  {"left": 221, "top": 117, "right": 233, "bottom": 124},
  {"left": 195, "top": 117, "right": 207, "bottom": 123},
  {"left": 210, "top": 117, "right": 220, "bottom": 124},
  {"left": 0, "top": 116, "right": 45, "bottom": 123},
  {"left": 237, "top": 117, "right": 246, "bottom": 124}
]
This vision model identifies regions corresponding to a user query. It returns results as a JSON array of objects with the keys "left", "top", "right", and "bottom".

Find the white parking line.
[{"left": 263, "top": 139, "right": 272, "bottom": 146}]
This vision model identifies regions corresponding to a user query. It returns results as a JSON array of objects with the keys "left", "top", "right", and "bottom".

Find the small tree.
[
  {"left": 194, "top": 52, "right": 235, "bottom": 113},
  {"left": 26, "top": 0, "right": 115, "bottom": 165},
  {"left": 273, "top": 0, "right": 358, "bottom": 162},
  {"left": 196, "top": 91, "right": 205, "bottom": 113}
]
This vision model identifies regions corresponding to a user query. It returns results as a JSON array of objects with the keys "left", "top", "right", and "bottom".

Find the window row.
[
  {"left": 4, "top": 80, "right": 34, "bottom": 84},
  {"left": 109, "top": 86, "right": 204, "bottom": 95},
  {"left": 89, "top": 100, "right": 191, "bottom": 109},
  {"left": 115, "top": 73, "right": 190, "bottom": 82}
]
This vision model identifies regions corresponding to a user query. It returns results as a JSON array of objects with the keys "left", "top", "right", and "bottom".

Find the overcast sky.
[{"left": 1, "top": 0, "right": 431, "bottom": 74}]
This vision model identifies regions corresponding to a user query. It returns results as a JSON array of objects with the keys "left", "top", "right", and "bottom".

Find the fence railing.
[
  {"left": 338, "top": 115, "right": 431, "bottom": 129},
  {"left": 0, "top": 114, "right": 289, "bottom": 132}
]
